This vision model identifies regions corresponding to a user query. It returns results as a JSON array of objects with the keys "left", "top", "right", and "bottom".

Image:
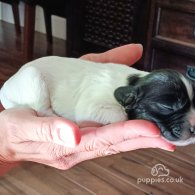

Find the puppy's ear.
[
  {"left": 128, "top": 74, "right": 140, "bottom": 85},
  {"left": 114, "top": 74, "right": 141, "bottom": 109},
  {"left": 114, "top": 86, "right": 137, "bottom": 109}
]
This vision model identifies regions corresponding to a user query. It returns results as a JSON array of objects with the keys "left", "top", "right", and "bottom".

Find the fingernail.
[
  {"left": 59, "top": 128, "right": 76, "bottom": 148},
  {"left": 57, "top": 123, "right": 81, "bottom": 148},
  {"left": 135, "top": 43, "right": 143, "bottom": 51},
  {"left": 161, "top": 145, "right": 176, "bottom": 152}
]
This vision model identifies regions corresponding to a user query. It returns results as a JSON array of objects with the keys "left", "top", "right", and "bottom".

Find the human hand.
[
  {"left": 0, "top": 44, "right": 175, "bottom": 174},
  {"left": 80, "top": 43, "right": 143, "bottom": 65},
  {"left": 0, "top": 107, "right": 174, "bottom": 172},
  {"left": 0, "top": 108, "right": 80, "bottom": 175}
]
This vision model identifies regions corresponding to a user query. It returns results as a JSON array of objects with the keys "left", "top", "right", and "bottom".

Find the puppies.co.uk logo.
[
  {"left": 137, "top": 163, "right": 183, "bottom": 185},
  {"left": 151, "top": 163, "right": 170, "bottom": 177}
]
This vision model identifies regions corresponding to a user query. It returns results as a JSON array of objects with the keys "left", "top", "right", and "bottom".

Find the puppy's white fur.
[{"left": 0, "top": 56, "right": 148, "bottom": 125}]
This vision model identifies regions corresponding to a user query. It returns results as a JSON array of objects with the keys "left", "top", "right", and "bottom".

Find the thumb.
[
  {"left": 80, "top": 44, "right": 143, "bottom": 65},
  {"left": 13, "top": 113, "right": 81, "bottom": 148}
]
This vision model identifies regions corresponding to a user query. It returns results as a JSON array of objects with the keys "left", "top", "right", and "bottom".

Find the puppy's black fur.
[{"left": 114, "top": 69, "right": 192, "bottom": 141}]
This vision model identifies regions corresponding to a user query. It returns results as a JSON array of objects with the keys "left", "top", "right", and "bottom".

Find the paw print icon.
[{"left": 151, "top": 163, "right": 170, "bottom": 177}]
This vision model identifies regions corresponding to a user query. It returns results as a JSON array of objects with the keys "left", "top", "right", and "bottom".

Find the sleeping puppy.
[{"left": 0, "top": 56, "right": 195, "bottom": 146}]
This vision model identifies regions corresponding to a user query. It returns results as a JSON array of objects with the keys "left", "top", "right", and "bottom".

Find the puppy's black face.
[{"left": 114, "top": 69, "right": 195, "bottom": 146}]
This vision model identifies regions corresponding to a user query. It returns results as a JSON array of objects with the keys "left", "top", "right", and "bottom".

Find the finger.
[
  {"left": 80, "top": 44, "right": 143, "bottom": 65},
  {"left": 82, "top": 120, "right": 161, "bottom": 142},
  {"left": 15, "top": 136, "right": 175, "bottom": 170},
  {"left": 7, "top": 110, "right": 81, "bottom": 148},
  {"left": 106, "top": 137, "right": 176, "bottom": 153},
  {"left": 16, "top": 120, "right": 159, "bottom": 164},
  {"left": 55, "top": 137, "right": 175, "bottom": 170},
  {"left": 75, "top": 120, "right": 168, "bottom": 152},
  {"left": 29, "top": 117, "right": 80, "bottom": 148}
]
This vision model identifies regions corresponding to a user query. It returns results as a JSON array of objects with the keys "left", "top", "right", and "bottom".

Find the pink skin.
[{"left": 0, "top": 44, "right": 175, "bottom": 175}]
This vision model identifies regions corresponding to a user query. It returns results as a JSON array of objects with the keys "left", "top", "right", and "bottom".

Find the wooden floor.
[{"left": 0, "top": 21, "right": 195, "bottom": 195}]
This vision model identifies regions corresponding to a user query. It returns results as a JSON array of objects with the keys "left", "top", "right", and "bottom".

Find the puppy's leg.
[
  {"left": 76, "top": 101, "right": 127, "bottom": 125},
  {"left": 0, "top": 66, "right": 54, "bottom": 116},
  {"left": 95, "top": 104, "right": 127, "bottom": 124},
  {"left": 37, "top": 108, "right": 58, "bottom": 117}
]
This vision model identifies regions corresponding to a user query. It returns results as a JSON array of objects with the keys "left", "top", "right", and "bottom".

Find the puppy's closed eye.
[{"left": 153, "top": 103, "right": 175, "bottom": 115}]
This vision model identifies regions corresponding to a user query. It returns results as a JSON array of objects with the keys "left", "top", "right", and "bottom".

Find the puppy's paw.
[
  {"left": 94, "top": 104, "right": 127, "bottom": 124},
  {"left": 75, "top": 103, "right": 127, "bottom": 125},
  {"left": 37, "top": 108, "right": 58, "bottom": 117}
]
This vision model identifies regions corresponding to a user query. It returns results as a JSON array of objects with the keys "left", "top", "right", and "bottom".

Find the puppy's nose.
[{"left": 189, "top": 126, "right": 195, "bottom": 134}]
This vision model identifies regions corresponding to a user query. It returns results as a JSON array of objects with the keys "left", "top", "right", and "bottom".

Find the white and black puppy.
[{"left": 0, "top": 56, "right": 195, "bottom": 146}]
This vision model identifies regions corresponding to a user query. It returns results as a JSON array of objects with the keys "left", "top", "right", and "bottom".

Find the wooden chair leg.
[
  {"left": 23, "top": 3, "right": 36, "bottom": 61},
  {"left": 66, "top": 17, "right": 72, "bottom": 57},
  {"left": 11, "top": 1, "right": 21, "bottom": 34},
  {"left": 43, "top": 9, "right": 53, "bottom": 44}
]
